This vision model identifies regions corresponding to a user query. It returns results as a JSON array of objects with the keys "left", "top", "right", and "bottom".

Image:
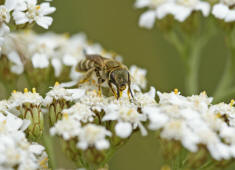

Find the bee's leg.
[
  {"left": 128, "top": 73, "right": 134, "bottom": 102},
  {"left": 128, "top": 85, "right": 134, "bottom": 102},
  {"left": 97, "top": 78, "right": 103, "bottom": 97},
  {"left": 108, "top": 81, "right": 117, "bottom": 99},
  {"left": 116, "top": 88, "right": 120, "bottom": 100},
  {"left": 95, "top": 69, "right": 105, "bottom": 97},
  {"left": 78, "top": 68, "right": 95, "bottom": 85}
]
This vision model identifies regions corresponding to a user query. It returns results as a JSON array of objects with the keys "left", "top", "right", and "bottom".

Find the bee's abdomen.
[{"left": 76, "top": 59, "right": 95, "bottom": 72}]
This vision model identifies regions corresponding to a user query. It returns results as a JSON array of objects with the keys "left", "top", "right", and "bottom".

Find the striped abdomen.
[{"left": 76, "top": 59, "right": 95, "bottom": 72}]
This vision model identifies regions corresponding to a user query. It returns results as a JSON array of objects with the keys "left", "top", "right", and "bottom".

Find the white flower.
[
  {"left": 143, "top": 106, "right": 168, "bottom": 130},
  {"left": 115, "top": 122, "right": 133, "bottom": 138},
  {"left": 8, "top": 90, "right": 43, "bottom": 108},
  {"left": 43, "top": 84, "right": 85, "bottom": 105},
  {"left": 157, "top": 90, "right": 188, "bottom": 106},
  {"left": 13, "top": 0, "right": 56, "bottom": 29},
  {"left": 139, "top": 10, "right": 156, "bottom": 29},
  {"left": 103, "top": 103, "right": 147, "bottom": 138},
  {"left": 212, "top": 2, "right": 235, "bottom": 22},
  {"left": 7, "top": 51, "right": 24, "bottom": 74},
  {"left": 50, "top": 115, "right": 81, "bottom": 140},
  {"left": 1, "top": 31, "right": 127, "bottom": 78},
  {"left": 62, "top": 103, "right": 95, "bottom": 123},
  {"left": 129, "top": 65, "right": 147, "bottom": 90},
  {"left": 161, "top": 120, "right": 200, "bottom": 152},
  {"left": 135, "top": 0, "right": 210, "bottom": 29},
  {"left": 77, "top": 124, "right": 111, "bottom": 150},
  {"left": 0, "top": 111, "right": 30, "bottom": 133},
  {"left": 147, "top": 89, "right": 235, "bottom": 159},
  {"left": 0, "top": 0, "right": 16, "bottom": 37},
  {"left": 32, "top": 53, "right": 49, "bottom": 68},
  {"left": 0, "top": 131, "right": 48, "bottom": 170},
  {"left": 77, "top": 88, "right": 110, "bottom": 112},
  {"left": 0, "top": 108, "right": 47, "bottom": 169},
  {"left": 135, "top": 87, "right": 156, "bottom": 106},
  {"left": 0, "top": 100, "right": 9, "bottom": 113},
  {"left": 51, "top": 58, "right": 62, "bottom": 77}
]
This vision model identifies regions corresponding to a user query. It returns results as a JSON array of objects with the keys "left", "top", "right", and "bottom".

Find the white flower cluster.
[
  {"left": 49, "top": 69, "right": 150, "bottom": 150},
  {"left": 4, "top": 66, "right": 235, "bottom": 160},
  {"left": 8, "top": 88, "right": 43, "bottom": 109},
  {"left": 0, "top": 31, "right": 123, "bottom": 77},
  {"left": 0, "top": 0, "right": 55, "bottom": 52},
  {"left": 49, "top": 82, "right": 235, "bottom": 160},
  {"left": 0, "top": 101, "right": 48, "bottom": 170},
  {"left": 144, "top": 90, "right": 235, "bottom": 160},
  {"left": 135, "top": 0, "right": 210, "bottom": 29},
  {"left": 212, "top": 0, "right": 235, "bottom": 22},
  {"left": 135, "top": 0, "right": 235, "bottom": 29}
]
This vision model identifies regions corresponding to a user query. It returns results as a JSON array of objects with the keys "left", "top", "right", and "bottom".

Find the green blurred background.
[{"left": 39, "top": 0, "right": 230, "bottom": 169}]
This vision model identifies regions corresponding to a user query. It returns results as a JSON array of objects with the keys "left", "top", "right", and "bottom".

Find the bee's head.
[{"left": 110, "top": 68, "right": 129, "bottom": 92}]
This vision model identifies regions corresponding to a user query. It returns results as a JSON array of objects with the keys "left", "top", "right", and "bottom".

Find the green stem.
[
  {"left": 165, "top": 18, "right": 215, "bottom": 96},
  {"left": 164, "top": 30, "right": 187, "bottom": 66},
  {"left": 100, "top": 146, "right": 116, "bottom": 167},
  {"left": 172, "top": 147, "right": 188, "bottom": 170},
  {"left": 213, "top": 55, "right": 233, "bottom": 102},
  {"left": 198, "top": 159, "right": 214, "bottom": 170},
  {"left": 184, "top": 41, "right": 202, "bottom": 95},
  {"left": 42, "top": 135, "right": 56, "bottom": 170}
]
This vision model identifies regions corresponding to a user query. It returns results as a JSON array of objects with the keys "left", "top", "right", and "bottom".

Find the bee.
[{"left": 76, "top": 54, "right": 134, "bottom": 100}]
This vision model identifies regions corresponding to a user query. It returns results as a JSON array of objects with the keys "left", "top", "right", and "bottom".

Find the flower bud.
[{"left": 8, "top": 88, "right": 44, "bottom": 140}]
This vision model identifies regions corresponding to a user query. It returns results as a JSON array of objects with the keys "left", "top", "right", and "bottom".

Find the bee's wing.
[{"left": 85, "top": 54, "right": 105, "bottom": 68}]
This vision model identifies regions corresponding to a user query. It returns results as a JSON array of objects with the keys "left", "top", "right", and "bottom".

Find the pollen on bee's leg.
[
  {"left": 119, "top": 90, "right": 123, "bottom": 98},
  {"left": 92, "top": 79, "right": 96, "bottom": 85},
  {"left": 127, "top": 90, "right": 130, "bottom": 98},
  {"left": 113, "top": 90, "right": 118, "bottom": 99},
  {"left": 79, "top": 79, "right": 88, "bottom": 84},
  {"left": 98, "top": 86, "right": 102, "bottom": 97}
]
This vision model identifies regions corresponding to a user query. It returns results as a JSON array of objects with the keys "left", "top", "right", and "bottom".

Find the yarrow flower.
[
  {"left": 77, "top": 124, "right": 111, "bottom": 150},
  {"left": 0, "top": 132, "right": 48, "bottom": 170},
  {"left": 135, "top": 0, "right": 210, "bottom": 29},
  {"left": 13, "top": 0, "right": 56, "bottom": 29},
  {"left": 129, "top": 65, "right": 147, "bottom": 90},
  {"left": 143, "top": 89, "right": 235, "bottom": 160},
  {"left": 103, "top": 102, "right": 148, "bottom": 138},
  {"left": 50, "top": 114, "right": 81, "bottom": 140},
  {"left": 0, "top": 31, "right": 123, "bottom": 80},
  {"left": 0, "top": 108, "right": 48, "bottom": 170},
  {"left": 212, "top": 0, "right": 235, "bottom": 22},
  {"left": 8, "top": 88, "right": 44, "bottom": 139},
  {"left": 62, "top": 103, "right": 96, "bottom": 123},
  {"left": 44, "top": 82, "right": 85, "bottom": 125},
  {"left": 0, "top": 0, "right": 55, "bottom": 53},
  {"left": 0, "top": 0, "right": 15, "bottom": 51}
]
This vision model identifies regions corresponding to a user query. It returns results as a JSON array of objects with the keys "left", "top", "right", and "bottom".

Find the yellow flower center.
[
  {"left": 63, "top": 113, "right": 69, "bottom": 120},
  {"left": 230, "top": 99, "right": 235, "bottom": 107},
  {"left": 24, "top": 88, "right": 28, "bottom": 93},
  {"left": 32, "top": 88, "right": 36, "bottom": 93},
  {"left": 174, "top": 88, "right": 179, "bottom": 94},
  {"left": 54, "top": 82, "right": 60, "bottom": 86}
]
